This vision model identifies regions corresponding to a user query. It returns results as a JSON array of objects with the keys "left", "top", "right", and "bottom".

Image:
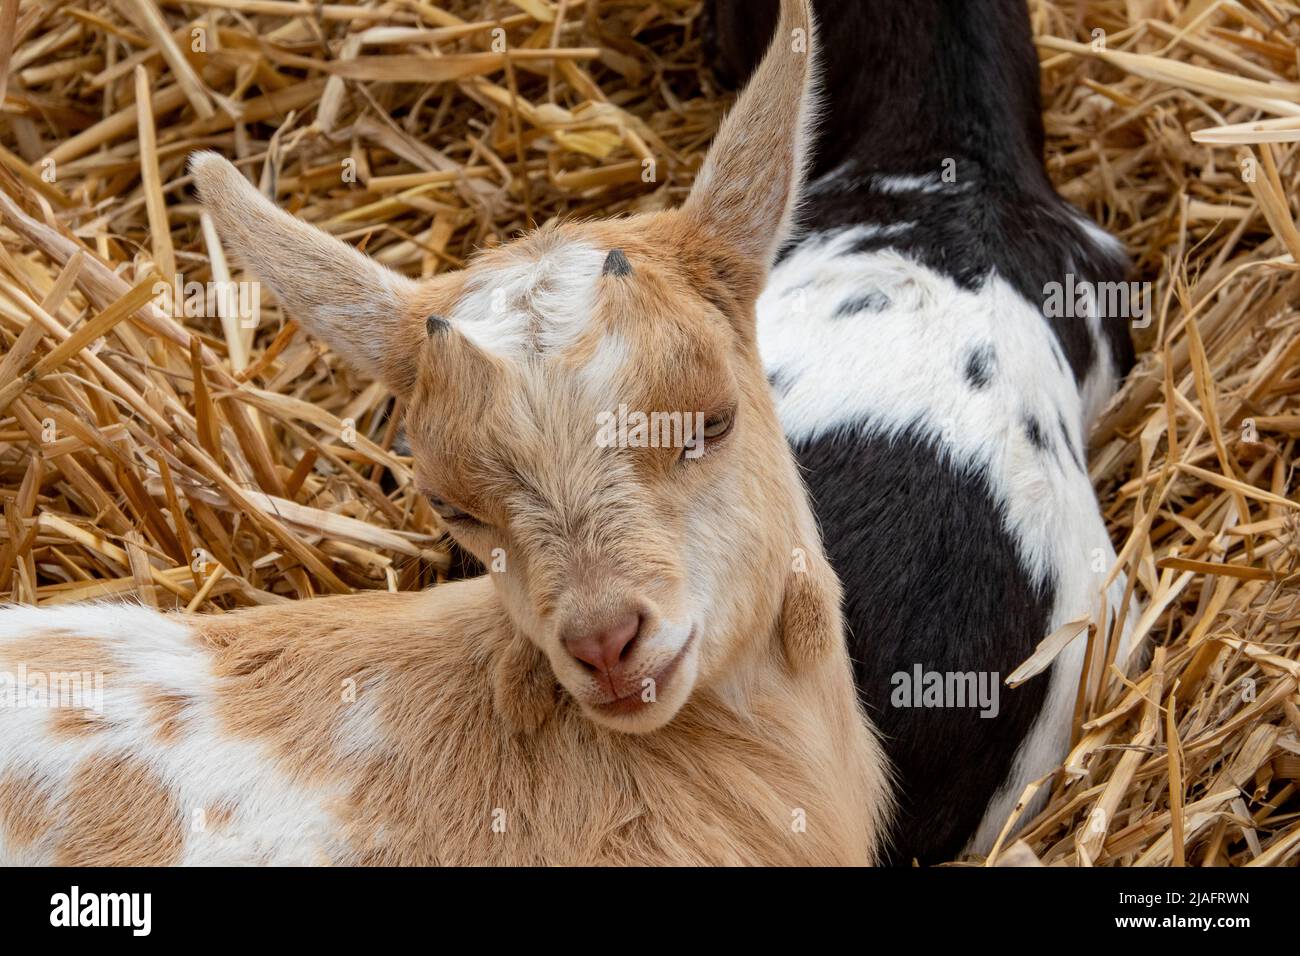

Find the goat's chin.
[
  {"left": 580, "top": 681, "right": 692, "bottom": 734},
  {"left": 565, "top": 646, "right": 700, "bottom": 735}
]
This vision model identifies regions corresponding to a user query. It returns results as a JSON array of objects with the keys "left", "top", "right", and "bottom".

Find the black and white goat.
[{"left": 705, "top": 0, "right": 1138, "bottom": 863}]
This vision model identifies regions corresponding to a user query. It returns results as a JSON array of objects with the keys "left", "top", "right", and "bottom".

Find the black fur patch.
[
  {"left": 705, "top": 0, "right": 1117, "bottom": 864},
  {"left": 964, "top": 343, "right": 996, "bottom": 389},
  {"left": 767, "top": 368, "right": 794, "bottom": 397},
  {"left": 833, "top": 291, "right": 891, "bottom": 318},
  {"left": 793, "top": 426, "right": 1055, "bottom": 865},
  {"left": 1024, "top": 414, "right": 1048, "bottom": 451},
  {"left": 602, "top": 248, "right": 633, "bottom": 277},
  {"left": 1058, "top": 412, "right": 1084, "bottom": 470},
  {"left": 425, "top": 314, "right": 450, "bottom": 337}
]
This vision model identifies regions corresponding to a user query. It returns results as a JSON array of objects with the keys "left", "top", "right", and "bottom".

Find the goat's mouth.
[{"left": 590, "top": 629, "right": 696, "bottom": 718}]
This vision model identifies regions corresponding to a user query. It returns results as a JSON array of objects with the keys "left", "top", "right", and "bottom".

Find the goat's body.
[
  {"left": 759, "top": 214, "right": 1132, "bottom": 861},
  {"left": 707, "top": 0, "right": 1138, "bottom": 862},
  {"left": 0, "top": 585, "right": 885, "bottom": 865}
]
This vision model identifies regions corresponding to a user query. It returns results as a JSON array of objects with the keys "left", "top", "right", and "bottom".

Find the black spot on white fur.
[
  {"left": 706, "top": 0, "right": 1136, "bottom": 388},
  {"left": 426, "top": 314, "right": 450, "bottom": 337},
  {"left": 833, "top": 291, "right": 891, "bottom": 318},
  {"left": 1023, "top": 414, "right": 1049, "bottom": 452},
  {"left": 1058, "top": 412, "right": 1084, "bottom": 471},
  {"left": 602, "top": 249, "right": 633, "bottom": 277},
  {"left": 964, "top": 344, "right": 996, "bottom": 389},
  {"left": 767, "top": 368, "right": 793, "bottom": 397}
]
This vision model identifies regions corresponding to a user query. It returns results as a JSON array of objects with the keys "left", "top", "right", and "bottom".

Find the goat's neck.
[
  {"left": 848, "top": 1, "right": 1047, "bottom": 181},
  {"left": 736, "top": 0, "right": 1051, "bottom": 185}
]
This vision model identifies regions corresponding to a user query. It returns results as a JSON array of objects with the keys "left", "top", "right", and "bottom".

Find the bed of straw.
[{"left": 0, "top": 0, "right": 1297, "bottom": 867}]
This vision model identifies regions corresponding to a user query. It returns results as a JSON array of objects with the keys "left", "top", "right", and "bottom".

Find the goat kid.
[
  {"left": 0, "top": 0, "right": 891, "bottom": 866},
  {"left": 705, "top": 0, "right": 1138, "bottom": 863}
]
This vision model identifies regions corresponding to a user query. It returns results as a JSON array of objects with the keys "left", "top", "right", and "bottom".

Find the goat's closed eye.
[
  {"left": 702, "top": 409, "right": 735, "bottom": 440},
  {"left": 683, "top": 406, "right": 737, "bottom": 461},
  {"left": 427, "top": 495, "right": 483, "bottom": 526}
]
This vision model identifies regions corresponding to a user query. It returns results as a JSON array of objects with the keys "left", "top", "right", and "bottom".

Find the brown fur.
[
  {"left": 204, "top": 802, "right": 236, "bottom": 831},
  {"left": 54, "top": 754, "right": 183, "bottom": 866},
  {"left": 683, "top": 0, "right": 816, "bottom": 266},
  {"left": 7, "top": 632, "right": 113, "bottom": 740},
  {"left": 147, "top": 690, "right": 191, "bottom": 743},
  {"left": 5, "top": 632, "right": 112, "bottom": 677},
  {"left": 0, "top": 770, "right": 56, "bottom": 850},
  {"left": 50, "top": 708, "right": 109, "bottom": 738}
]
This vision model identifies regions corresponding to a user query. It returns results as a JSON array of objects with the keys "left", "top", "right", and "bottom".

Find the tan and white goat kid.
[{"left": 0, "top": 0, "right": 890, "bottom": 865}]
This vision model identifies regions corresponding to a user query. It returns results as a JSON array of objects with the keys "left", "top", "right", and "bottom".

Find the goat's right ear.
[
  {"left": 780, "top": 544, "right": 841, "bottom": 671},
  {"left": 492, "top": 630, "right": 558, "bottom": 736},
  {"left": 681, "top": 0, "right": 816, "bottom": 273},
  {"left": 190, "top": 151, "right": 426, "bottom": 395}
]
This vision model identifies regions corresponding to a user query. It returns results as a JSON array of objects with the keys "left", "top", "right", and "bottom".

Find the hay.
[
  {"left": 979, "top": 0, "right": 1300, "bottom": 869},
  {"left": 0, "top": 0, "right": 1296, "bottom": 866}
]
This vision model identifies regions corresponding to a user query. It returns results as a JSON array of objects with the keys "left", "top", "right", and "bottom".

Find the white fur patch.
[
  {"left": 452, "top": 241, "right": 607, "bottom": 359},
  {"left": 1069, "top": 208, "right": 1127, "bottom": 262},
  {"left": 580, "top": 331, "right": 631, "bottom": 404},
  {"left": 807, "top": 167, "right": 969, "bottom": 200},
  {"left": 871, "top": 172, "right": 951, "bottom": 195}
]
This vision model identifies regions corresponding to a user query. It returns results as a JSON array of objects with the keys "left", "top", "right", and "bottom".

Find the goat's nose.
[{"left": 563, "top": 612, "right": 641, "bottom": 676}]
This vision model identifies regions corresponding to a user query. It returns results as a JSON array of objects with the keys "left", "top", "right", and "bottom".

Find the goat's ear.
[
  {"left": 780, "top": 543, "right": 840, "bottom": 671},
  {"left": 682, "top": 0, "right": 816, "bottom": 270},
  {"left": 493, "top": 630, "right": 559, "bottom": 736},
  {"left": 191, "top": 151, "right": 426, "bottom": 395}
]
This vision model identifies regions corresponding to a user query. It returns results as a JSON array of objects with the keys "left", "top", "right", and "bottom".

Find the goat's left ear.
[
  {"left": 191, "top": 151, "right": 428, "bottom": 396},
  {"left": 779, "top": 543, "right": 840, "bottom": 671},
  {"left": 682, "top": 0, "right": 816, "bottom": 272}
]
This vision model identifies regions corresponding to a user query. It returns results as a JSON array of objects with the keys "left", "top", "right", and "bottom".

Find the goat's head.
[{"left": 195, "top": 0, "right": 819, "bottom": 733}]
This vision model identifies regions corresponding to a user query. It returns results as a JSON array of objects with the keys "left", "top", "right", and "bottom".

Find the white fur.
[
  {"left": 580, "top": 331, "right": 631, "bottom": 403},
  {"left": 805, "top": 166, "right": 970, "bottom": 200},
  {"left": 1069, "top": 209, "right": 1126, "bottom": 262},
  {"left": 451, "top": 241, "right": 606, "bottom": 359},
  {"left": 870, "top": 172, "right": 952, "bottom": 195}
]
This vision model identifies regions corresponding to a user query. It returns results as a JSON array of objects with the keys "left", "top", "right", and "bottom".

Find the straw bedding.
[{"left": 0, "top": 0, "right": 1297, "bottom": 866}]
